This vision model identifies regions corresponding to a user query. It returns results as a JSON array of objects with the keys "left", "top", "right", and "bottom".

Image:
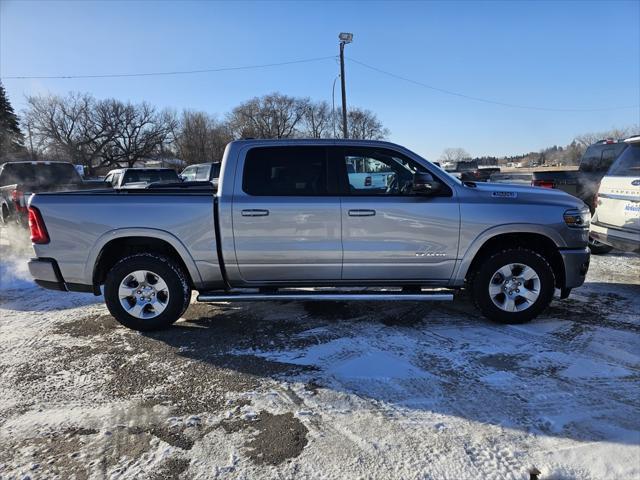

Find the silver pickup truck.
[{"left": 27, "top": 139, "right": 591, "bottom": 331}]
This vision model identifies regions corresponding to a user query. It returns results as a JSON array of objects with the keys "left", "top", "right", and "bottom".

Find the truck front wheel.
[
  {"left": 470, "top": 248, "right": 555, "bottom": 324},
  {"left": 104, "top": 253, "right": 191, "bottom": 331}
]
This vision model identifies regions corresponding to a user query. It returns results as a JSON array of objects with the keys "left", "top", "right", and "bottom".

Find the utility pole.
[{"left": 338, "top": 32, "right": 353, "bottom": 139}]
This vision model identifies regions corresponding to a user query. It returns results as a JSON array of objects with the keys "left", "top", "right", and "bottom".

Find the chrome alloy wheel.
[
  {"left": 488, "top": 263, "right": 541, "bottom": 312},
  {"left": 118, "top": 270, "right": 170, "bottom": 319}
]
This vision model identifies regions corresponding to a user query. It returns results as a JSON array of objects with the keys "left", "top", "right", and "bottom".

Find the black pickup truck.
[
  {"left": 0, "top": 161, "right": 88, "bottom": 226},
  {"left": 530, "top": 140, "right": 629, "bottom": 253}
]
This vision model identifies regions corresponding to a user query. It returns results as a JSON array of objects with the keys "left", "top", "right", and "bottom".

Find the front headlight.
[{"left": 563, "top": 208, "right": 591, "bottom": 228}]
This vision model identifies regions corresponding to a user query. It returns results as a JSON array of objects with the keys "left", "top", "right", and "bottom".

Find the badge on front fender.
[{"left": 491, "top": 191, "right": 518, "bottom": 199}]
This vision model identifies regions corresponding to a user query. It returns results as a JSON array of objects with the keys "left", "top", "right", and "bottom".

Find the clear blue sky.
[{"left": 1, "top": 0, "right": 639, "bottom": 159}]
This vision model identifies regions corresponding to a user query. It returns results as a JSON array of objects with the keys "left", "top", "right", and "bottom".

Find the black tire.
[
  {"left": 469, "top": 248, "right": 555, "bottom": 324},
  {"left": 104, "top": 253, "right": 191, "bottom": 331},
  {"left": 0, "top": 203, "right": 11, "bottom": 226},
  {"left": 588, "top": 235, "right": 613, "bottom": 255}
]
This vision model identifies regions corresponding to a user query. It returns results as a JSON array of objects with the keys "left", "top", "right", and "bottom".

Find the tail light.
[
  {"left": 364, "top": 176, "right": 372, "bottom": 187},
  {"left": 532, "top": 179, "right": 555, "bottom": 189},
  {"left": 28, "top": 206, "right": 50, "bottom": 244},
  {"left": 11, "top": 189, "right": 27, "bottom": 212}
]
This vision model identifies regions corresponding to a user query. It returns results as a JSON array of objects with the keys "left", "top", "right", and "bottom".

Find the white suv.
[{"left": 590, "top": 136, "right": 640, "bottom": 253}]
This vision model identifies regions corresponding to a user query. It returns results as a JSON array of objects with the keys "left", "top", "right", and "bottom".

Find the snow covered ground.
[{"left": 0, "top": 239, "right": 638, "bottom": 479}]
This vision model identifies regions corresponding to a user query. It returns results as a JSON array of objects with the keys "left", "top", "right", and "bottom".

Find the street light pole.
[
  {"left": 331, "top": 74, "right": 339, "bottom": 138},
  {"left": 338, "top": 32, "right": 353, "bottom": 139}
]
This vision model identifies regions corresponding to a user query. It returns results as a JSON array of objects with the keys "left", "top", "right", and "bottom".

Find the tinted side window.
[
  {"left": 243, "top": 147, "right": 329, "bottom": 196},
  {"left": 608, "top": 144, "right": 640, "bottom": 176}
]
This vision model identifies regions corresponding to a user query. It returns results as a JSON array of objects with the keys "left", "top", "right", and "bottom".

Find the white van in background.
[{"left": 590, "top": 136, "right": 640, "bottom": 253}]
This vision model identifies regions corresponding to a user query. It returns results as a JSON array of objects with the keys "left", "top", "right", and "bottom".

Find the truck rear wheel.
[
  {"left": 470, "top": 248, "right": 555, "bottom": 324},
  {"left": 104, "top": 253, "right": 191, "bottom": 331}
]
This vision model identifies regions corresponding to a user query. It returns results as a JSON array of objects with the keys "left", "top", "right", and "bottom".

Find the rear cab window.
[
  {"left": 0, "top": 162, "right": 81, "bottom": 185},
  {"left": 579, "top": 144, "right": 627, "bottom": 173},
  {"left": 122, "top": 169, "right": 179, "bottom": 184},
  {"left": 242, "top": 146, "right": 333, "bottom": 196}
]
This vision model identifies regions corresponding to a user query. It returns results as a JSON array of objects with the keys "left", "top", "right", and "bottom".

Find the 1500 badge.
[{"left": 491, "top": 191, "right": 517, "bottom": 198}]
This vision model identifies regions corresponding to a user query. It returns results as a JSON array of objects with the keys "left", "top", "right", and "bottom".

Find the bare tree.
[
  {"left": 227, "top": 93, "right": 308, "bottom": 139},
  {"left": 25, "top": 93, "right": 115, "bottom": 174},
  {"left": 174, "top": 110, "right": 232, "bottom": 165},
  {"left": 102, "top": 102, "right": 177, "bottom": 168},
  {"left": 341, "top": 107, "right": 389, "bottom": 140},
  {"left": 301, "top": 100, "right": 333, "bottom": 138},
  {"left": 439, "top": 148, "right": 471, "bottom": 164}
]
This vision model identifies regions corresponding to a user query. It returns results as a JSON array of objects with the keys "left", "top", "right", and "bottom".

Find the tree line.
[
  {"left": 438, "top": 125, "right": 638, "bottom": 168},
  {"left": 2, "top": 82, "right": 636, "bottom": 173},
  {"left": 0, "top": 84, "right": 389, "bottom": 174}
]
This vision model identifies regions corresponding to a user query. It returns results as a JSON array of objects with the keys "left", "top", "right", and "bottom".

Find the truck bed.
[{"left": 30, "top": 186, "right": 222, "bottom": 290}]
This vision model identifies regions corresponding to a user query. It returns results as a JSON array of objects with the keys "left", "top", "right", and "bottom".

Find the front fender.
[{"left": 450, "top": 223, "right": 565, "bottom": 286}]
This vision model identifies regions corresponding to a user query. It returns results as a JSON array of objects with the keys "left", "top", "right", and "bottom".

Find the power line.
[
  {"left": 348, "top": 57, "right": 639, "bottom": 112},
  {"left": 1, "top": 56, "right": 337, "bottom": 80}
]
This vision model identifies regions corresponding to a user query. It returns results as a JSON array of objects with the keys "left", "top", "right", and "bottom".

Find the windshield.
[
  {"left": 0, "top": 162, "right": 81, "bottom": 186},
  {"left": 122, "top": 169, "right": 179, "bottom": 185}
]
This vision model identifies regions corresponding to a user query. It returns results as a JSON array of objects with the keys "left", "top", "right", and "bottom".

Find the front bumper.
[
  {"left": 559, "top": 247, "right": 590, "bottom": 289},
  {"left": 28, "top": 258, "right": 67, "bottom": 291}
]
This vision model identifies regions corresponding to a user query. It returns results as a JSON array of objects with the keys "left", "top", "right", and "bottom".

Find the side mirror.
[{"left": 412, "top": 171, "right": 441, "bottom": 195}]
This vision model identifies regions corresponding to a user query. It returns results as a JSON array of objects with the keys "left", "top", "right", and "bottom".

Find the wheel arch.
[
  {"left": 455, "top": 228, "right": 565, "bottom": 289},
  {"left": 89, "top": 228, "right": 202, "bottom": 293}
]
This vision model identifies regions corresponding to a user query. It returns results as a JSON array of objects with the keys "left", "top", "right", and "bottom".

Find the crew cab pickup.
[
  {"left": 27, "top": 140, "right": 591, "bottom": 331},
  {"left": 0, "top": 161, "right": 87, "bottom": 226}
]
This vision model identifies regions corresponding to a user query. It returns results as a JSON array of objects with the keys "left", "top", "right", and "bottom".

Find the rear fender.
[{"left": 86, "top": 227, "right": 203, "bottom": 288}]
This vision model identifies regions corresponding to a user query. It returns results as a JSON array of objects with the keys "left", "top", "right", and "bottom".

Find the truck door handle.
[
  {"left": 348, "top": 209, "right": 376, "bottom": 217},
  {"left": 241, "top": 209, "right": 269, "bottom": 217}
]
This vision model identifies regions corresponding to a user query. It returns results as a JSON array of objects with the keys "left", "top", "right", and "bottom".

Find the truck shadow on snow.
[{"left": 135, "top": 289, "right": 640, "bottom": 446}]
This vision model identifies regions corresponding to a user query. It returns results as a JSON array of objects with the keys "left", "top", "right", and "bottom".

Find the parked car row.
[
  {"left": 529, "top": 137, "right": 639, "bottom": 254},
  {"left": 0, "top": 161, "right": 222, "bottom": 227}
]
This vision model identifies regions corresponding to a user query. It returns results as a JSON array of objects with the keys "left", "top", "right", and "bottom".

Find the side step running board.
[{"left": 197, "top": 291, "right": 454, "bottom": 303}]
